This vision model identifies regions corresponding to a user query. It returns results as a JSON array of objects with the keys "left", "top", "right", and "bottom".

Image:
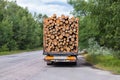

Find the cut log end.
[{"left": 44, "top": 14, "right": 79, "bottom": 53}]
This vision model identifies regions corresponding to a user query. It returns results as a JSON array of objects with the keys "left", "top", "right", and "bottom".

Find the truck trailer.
[{"left": 43, "top": 14, "right": 79, "bottom": 65}]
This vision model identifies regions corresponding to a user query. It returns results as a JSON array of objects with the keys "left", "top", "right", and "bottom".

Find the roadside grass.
[
  {"left": 85, "top": 54, "right": 120, "bottom": 74},
  {"left": 0, "top": 47, "right": 43, "bottom": 56},
  {"left": 83, "top": 38, "right": 120, "bottom": 74}
]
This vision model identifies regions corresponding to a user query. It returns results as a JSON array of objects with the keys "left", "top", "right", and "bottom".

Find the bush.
[
  {"left": 113, "top": 50, "right": 120, "bottom": 59},
  {"left": 0, "top": 44, "right": 9, "bottom": 51},
  {"left": 86, "top": 38, "right": 120, "bottom": 74},
  {"left": 87, "top": 38, "right": 120, "bottom": 59},
  {"left": 8, "top": 40, "right": 18, "bottom": 51},
  {"left": 88, "top": 38, "right": 113, "bottom": 56}
]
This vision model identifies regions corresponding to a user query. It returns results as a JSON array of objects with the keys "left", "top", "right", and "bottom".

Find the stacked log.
[{"left": 43, "top": 14, "right": 79, "bottom": 53}]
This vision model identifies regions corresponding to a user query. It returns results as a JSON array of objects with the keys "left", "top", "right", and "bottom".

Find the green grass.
[
  {"left": 85, "top": 54, "right": 120, "bottom": 74},
  {"left": 0, "top": 47, "right": 43, "bottom": 56}
]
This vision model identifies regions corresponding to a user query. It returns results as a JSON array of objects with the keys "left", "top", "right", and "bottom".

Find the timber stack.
[{"left": 43, "top": 14, "right": 79, "bottom": 53}]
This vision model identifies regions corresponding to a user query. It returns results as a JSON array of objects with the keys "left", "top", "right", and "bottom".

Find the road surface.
[{"left": 0, "top": 50, "right": 120, "bottom": 80}]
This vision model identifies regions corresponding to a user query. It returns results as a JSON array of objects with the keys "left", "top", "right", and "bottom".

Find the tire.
[
  {"left": 72, "top": 62, "right": 77, "bottom": 65},
  {"left": 47, "top": 62, "right": 53, "bottom": 65}
]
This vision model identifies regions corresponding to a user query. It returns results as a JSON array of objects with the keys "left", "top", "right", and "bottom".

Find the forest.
[
  {"left": 68, "top": 0, "right": 120, "bottom": 50},
  {"left": 0, "top": 0, "right": 47, "bottom": 51}
]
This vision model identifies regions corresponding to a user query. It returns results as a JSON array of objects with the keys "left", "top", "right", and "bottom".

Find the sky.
[{"left": 8, "top": 0, "right": 74, "bottom": 17}]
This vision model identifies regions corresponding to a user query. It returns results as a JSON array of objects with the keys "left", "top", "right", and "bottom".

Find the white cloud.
[{"left": 8, "top": 0, "right": 73, "bottom": 17}]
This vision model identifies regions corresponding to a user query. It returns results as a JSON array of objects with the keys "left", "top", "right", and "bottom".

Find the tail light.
[
  {"left": 67, "top": 56, "right": 76, "bottom": 60},
  {"left": 44, "top": 56, "right": 54, "bottom": 60}
]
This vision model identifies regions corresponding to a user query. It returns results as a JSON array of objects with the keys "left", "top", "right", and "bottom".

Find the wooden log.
[
  {"left": 44, "top": 14, "right": 79, "bottom": 53},
  {"left": 66, "top": 47, "right": 70, "bottom": 52}
]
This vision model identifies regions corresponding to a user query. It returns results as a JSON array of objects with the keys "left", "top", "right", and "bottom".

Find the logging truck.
[{"left": 43, "top": 14, "right": 79, "bottom": 65}]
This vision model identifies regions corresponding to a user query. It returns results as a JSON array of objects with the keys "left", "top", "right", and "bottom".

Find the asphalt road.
[{"left": 0, "top": 50, "right": 120, "bottom": 80}]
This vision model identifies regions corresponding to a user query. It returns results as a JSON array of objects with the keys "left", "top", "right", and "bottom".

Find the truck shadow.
[{"left": 51, "top": 56, "right": 95, "bottom": 68}]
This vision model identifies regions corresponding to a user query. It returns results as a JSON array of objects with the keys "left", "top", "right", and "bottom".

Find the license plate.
[
  {"left": 55, "top": 59, "right": 66, "bottom": 62},
  {"left": 54, "top": 56, "right": 67, "bottom": 59}
]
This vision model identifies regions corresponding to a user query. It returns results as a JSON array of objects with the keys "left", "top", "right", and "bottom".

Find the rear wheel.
[
  {"left": 47, "top": 61, "right": 53, "bottom": 65},
  {"left": 72, "top": 62, "right": 77, "bottom": 65}
]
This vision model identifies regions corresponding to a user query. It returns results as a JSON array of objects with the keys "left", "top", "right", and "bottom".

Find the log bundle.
[{"left": 43, "top": 14, "right": 79, "bottom": 53}]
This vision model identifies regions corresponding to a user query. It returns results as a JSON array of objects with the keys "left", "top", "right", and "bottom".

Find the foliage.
[
  {"left": 86, "top": 38, "right": 120, "bottom": 73},
  {"left": 87, "top": 38, "right": 120, "bottom": 59},
  {"left": 86, "top": 54, "right": 120, "bottom": 74},
  {"left": 68, "top": 0, "right": 120, "bottom": 50},
  {"left": 0, "top": 0, "right": 47, "bottom": 51},
  {"left": 85, "top": 38, "right": 120, "bottom": 74},
  {"left": 88, "top": 38, "right": 113, "bottom": 55},
  {"left": 112, "top": 50, "right": 120, "bottom": 59}
]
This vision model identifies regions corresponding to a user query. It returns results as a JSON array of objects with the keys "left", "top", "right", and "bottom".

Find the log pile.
[{"left": 43, "top": 14, "right": 79, "bottom": 53}]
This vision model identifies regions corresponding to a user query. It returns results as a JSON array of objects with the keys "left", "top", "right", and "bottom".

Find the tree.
[
  {"left": 68, "top": 0, "right": 120, "bottom": 50},
  {"left": 0, "top": 0, "right": 47, "bottom": 51}
]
